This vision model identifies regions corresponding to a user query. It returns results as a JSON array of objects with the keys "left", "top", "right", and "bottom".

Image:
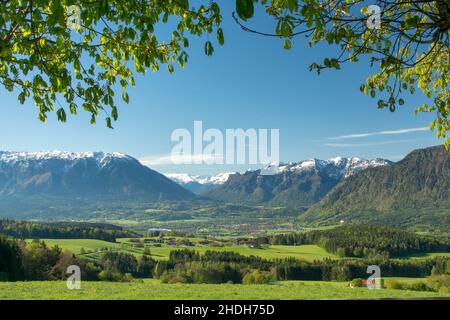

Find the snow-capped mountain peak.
[
  {"left": 0, "top": 150, "right": 133, "bottom": 168},
  {"left": 206, "top": 156, "right": 394, "bottom": 206},
  {"left": 263, "top": 157, "right": 391, "bottom": 179},
  {"left": 164, "top": 172, "right": 234, "bottom": 185},
  {"left": 165, "top": 156, "right": 391, "bottom": 195},
  {"left": 164, "top": 172, "right": 235, "bottom": 194}
]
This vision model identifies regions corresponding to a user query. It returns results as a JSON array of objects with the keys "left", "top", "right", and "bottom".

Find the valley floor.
[
  {"left": 1, "top": 279, "right": 449, "bottom": 300},
  {"left": 35, "top": 238, "right": 340, "bottom": 262}
]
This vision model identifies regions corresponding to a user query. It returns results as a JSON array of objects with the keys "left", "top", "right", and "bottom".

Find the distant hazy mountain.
[
  {"left": 0, "top": 151, "right": 195, "bottom": 200},
  {"left": 205, "top": 157, "right": 392, "bottom": 207},
  {"left": 301, "top": 146, "right": 450, "bottom": 229},
  {"left": 164, "top": 172, "right": 234, "bottom": 194}
]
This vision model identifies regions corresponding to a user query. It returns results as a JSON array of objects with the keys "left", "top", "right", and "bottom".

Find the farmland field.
[
  {"left": 0, "top": 279, "right": 448, "bottom": 300},
  {"left": 31, "top": 238, "right": 450, "bottom": 263},
  {"left": 30, "top": 239, "right": 121, "bottom": 254},
  {"left": 31, "top": 238, "right": 338, "bottom": 262}
]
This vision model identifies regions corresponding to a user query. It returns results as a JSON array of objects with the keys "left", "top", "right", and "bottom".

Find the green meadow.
[
  {"left": 31, "top": 238, "right": 450, "bottom": 263},
  {"left": 1, "top": 279, "right": 448, "bottom": 300},
  {"left": 14, "top": 237, "right": 449, "bottom": 300},
  {"left": 31, "top": 238, "right": 338, "bottom": 262},
  {"left": 31, "top": 239, "right": 121, "bottom": 254}
]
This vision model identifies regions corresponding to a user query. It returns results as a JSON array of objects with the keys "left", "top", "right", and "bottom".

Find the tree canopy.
[
  {"left": 0, "top": 0, "right": 448, "bottom": 146},
  {"left": 234, "top": 0, "right": 449, "bottom": 147},
  {"left": 0, "top": 0, "right": 222, "bottom": 127}
]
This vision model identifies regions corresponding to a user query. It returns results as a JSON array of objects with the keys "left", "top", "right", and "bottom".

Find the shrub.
[
  {"left": 98, "top": 269, "right": 125, "bottom": 282},
  {"left": 405, "top": 282, "right": 429, "bottom": 292},
  {"left": 384, "top": 280, "right": 404, "bottom": 290},
  {"left": 438, "top": 286, "right": 449, "bottom": 294},
  {"left": 160, "top": 271, "right": 191, "bottom": 284},
  {"left": 427, "top": 274, "right": 450, "bottom": 292},
  {"left": 243, "top": 270, "right": 274, "bottom": 285},
  {"left": 349, "top": 278, "right": 364, "bottom": 288}
]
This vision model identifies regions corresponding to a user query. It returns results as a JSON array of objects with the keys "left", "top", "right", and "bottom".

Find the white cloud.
[
  {"left": 323, "top": 140, "right": 413, "bottom": 148},
  {"left": 329, "top": 127, "right": 429, "bottom": 140}
]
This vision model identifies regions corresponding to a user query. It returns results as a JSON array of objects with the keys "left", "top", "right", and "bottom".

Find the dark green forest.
[
  {"left": 0, "top": 236, "right": 155, "bottom": 282},
  {"left": 0, "top": 220, "right": 139, "bottom": 242},
  {"left": 154, "top": 249, "right": 449, "bottom": 284},
  {"left": 257, "top": 225, "right": 450, "bottom": 258}
]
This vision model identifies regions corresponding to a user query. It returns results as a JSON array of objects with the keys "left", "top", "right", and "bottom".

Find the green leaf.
[
  {"left": 111, "top": 107, "right": 118, "bottom": 120},
  {"left": 56, "top": 108, "right": 67, "bottom": 122},
  {"left": 18, "top": 92, "right": 25, "bottom": 104},
  {"left": 38, "top": 112, "right": 46, "bottom": 123},
  {"left": 236, "top": 0, "right": 254, "bottom": 21},
  {"left": 283, "top": 39, "right": 292, "bottom": 50},
  {"left": 106, "top": 117, "right": 113, "bottom": 129},
  {"left": 175, "top": 0, "right": 189, "bottom": 10},
  {"left": 217, "top": 28, "right": 225, "bottom": 45},
  {"left": 69, "top": 103, "right": 77, "bottom": 115},
  {"left": 204, "top": 41, "right": 214, "bottom": 56}
]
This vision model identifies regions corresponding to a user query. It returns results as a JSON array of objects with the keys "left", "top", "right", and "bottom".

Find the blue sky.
[{"left": 0, "top": 3, "right": 441, "bottom": 174}]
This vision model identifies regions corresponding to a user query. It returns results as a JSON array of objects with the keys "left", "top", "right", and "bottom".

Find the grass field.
[
  {"left": 32, "top": 238, "right": 338, "bottom": 262},
  {"left": 1, "top": 279, "right": 448, "bottom": 300},
  {"left": 31, "top": 239, "right": 121, "bottom": 254},
  {"left": 32, "top": 238, "right": 450, "bottom": 263}
]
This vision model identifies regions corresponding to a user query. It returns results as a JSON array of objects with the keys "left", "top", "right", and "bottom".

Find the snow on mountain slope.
[
  {"left": 0, "top": 151, "right": 133, "bottom": 169},
  {"left": 164, "top": 172, "right": 234, "bottom": 194},
  {"left": 0, "top": 151, "right": 195, "bottom": 199},
  {"left": 276, "top": 157, "right": 391, "bottom": 179},
  {"left": 165, "top": 172, "right": 234, "bottom": 185},
  {"left": 206, "top": 157, "right": 393, "bottom": 206}
]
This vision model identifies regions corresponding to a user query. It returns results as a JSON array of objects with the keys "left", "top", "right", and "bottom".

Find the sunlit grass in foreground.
[{"left": 1, "top": 279, "right": 448, "bottom": 300}]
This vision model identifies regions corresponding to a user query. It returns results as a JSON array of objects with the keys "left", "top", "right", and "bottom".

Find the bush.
[
  {"left": 243, "top": 270, "right": 274, "bottom": 285},
  {"left": 427, "top": 274, "right": 450, "bottom": 292},
  {"left": 98, "top": 269, "right": 124, "bottom": 282},
  {"left": 405, "top": 282, "right": 429, "bottom": 292},
  {"left": 349, "top": 278, "right": 364, "bottom": 288},
  {"left": 438, "top": 286, "right": 449, "bottom": 294},
  {"left": 122, "top": 273, "right": 135, "bottom": 282},
  {"left": 384, "top": 280, "right": 431, "bottom": 292},
  {"left": 384, "top": 280, "right": 405, "bottom": 290},
  {"left": 160, "top": 271, "right": 191, "bottom": 284}
]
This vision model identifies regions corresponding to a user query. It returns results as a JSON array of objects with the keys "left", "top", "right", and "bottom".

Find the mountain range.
[
  {"left": 164, "top": 172, "right": 233, "bottom": 194},
  {"left": 0, "top": 146, "right": 448, "bottom": 230},
  {"left": 301, "top": 145, "right": 450, "bottom": 228},
  {"left": 0, "top": 151, "right": 194, "bottom": 200},
  {"left": 205, "top": 157, "right": 392, "bottom": 207}
]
